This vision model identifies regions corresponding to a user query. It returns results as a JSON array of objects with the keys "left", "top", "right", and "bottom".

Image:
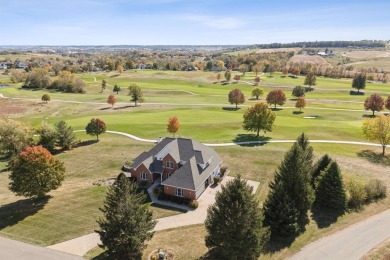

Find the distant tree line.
[{"left": 252, "top": 40, "right": 386, "bottom": 49}]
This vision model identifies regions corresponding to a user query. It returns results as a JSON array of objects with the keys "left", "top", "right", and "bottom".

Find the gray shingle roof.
[{"left": 130, "top": 138, "right": 222, "bottom": 190}]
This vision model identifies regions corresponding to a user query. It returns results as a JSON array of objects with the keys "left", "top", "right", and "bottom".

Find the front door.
[{"left": 205, "top": 179, "right": 209, "bottom": 187}]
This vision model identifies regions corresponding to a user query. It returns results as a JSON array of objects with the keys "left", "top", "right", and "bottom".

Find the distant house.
[
  {"left": 125, "top": 138, "right": 223, "bottom": 200},
  {"left": 137, "top": 63, "right": 152, "bottom": 69},
  {"left": 181, "top": 65, "right": 196, "bottom": 71},
  {"left": 14, "top": 60, "right": 28, "bottom": 69},
  {"left": 317, "top": 51, "right": 328, "bottom": 57},
  {"left": 0, "top": 62, "right": 7, "bottom": 69}
]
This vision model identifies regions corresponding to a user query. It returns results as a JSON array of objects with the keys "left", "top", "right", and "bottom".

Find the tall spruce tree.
[
  {"left": 205, "top": 176, "right": 270, "bottom": 259},
  {"left": 264, "top": 134, "right": 314, "bottom": 235},
  {"left": 311, "top": 154, "right": 332, "bottom": 189},
  {"left": 263, "top": 182, "right": 300, "bottom": 235},
  {"left": 96, "top": 173, "right": 156, "bottom": 259},
  {"left": 315, "top": 161, "right": 346, "bottom": 210},
  {"left": 55, "top": 120, "right": 76, "bottom": 149}
]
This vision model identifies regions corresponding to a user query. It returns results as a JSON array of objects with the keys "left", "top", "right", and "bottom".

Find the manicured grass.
[{"left": 0, "top": 134, "right": 179, "bottom": 246}]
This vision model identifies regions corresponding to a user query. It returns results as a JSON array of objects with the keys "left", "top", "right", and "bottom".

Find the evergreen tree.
[
  {"left": 205, "top": 176, "right": 270, "bottom": 259},
  {"left": 264, "top": 134, "right": 314, "bottom": 235},
  {"left": 263, "top": 182, "right": 300, "bottom": 235},
  {"left": 96, "top": 173, "right": 156, "bottom": 259},
  {"left": 315, "top": 161, "right": 346, "bottom": 210},
  {"left": 55, "top": 120, "right": 77, "bottom": 149},
  {"left": 311, "top": 154, "right": 332, "bottom": 189}
]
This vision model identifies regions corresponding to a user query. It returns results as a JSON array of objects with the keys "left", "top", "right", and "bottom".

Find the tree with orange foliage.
[
  {"left": 295, "top": 97, "right": 306, "bottom": 112},
  {"left": 167, "top": 117, "right": 180, "bottom": 137},
  {"left": 364, "top": 94, "right": 384, "bottom": 116},
  {"left": 228, "top": 89, "right": 245, "bottom": 109},
  {"left": 234, "top": 74, "right": 241, "bottom": 83},
  {"left": 107, "top": 94, "right": 117, "bottom": 108},
  {"left": 9, "top": 145, "right": 65, "bottom": 198},
  {"left": 117, "top": 64, "right": 124, "bottom": 74}
]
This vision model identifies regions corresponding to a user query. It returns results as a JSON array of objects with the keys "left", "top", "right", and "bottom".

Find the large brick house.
[{"left": 126, "top": 138, "right": 222, "bottom": 200}]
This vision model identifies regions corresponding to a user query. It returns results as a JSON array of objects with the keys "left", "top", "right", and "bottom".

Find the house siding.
[
  {"left": 132, "top": 163, "right": 153, "bottom": 185},
  {"left": 164, "top": 185, "right": 196, "bottom": 200}
]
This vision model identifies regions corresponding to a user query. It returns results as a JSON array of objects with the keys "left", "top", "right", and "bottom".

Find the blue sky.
[{"left": 1, "top": 0, "right": 389, "bottom": 45}]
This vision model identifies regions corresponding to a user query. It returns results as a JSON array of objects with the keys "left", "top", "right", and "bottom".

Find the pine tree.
[
  {"left": 315, "top": 161, "right": 346, "bottom": 210},
  {"left": 205, "top": 176, "right": 270, "bottom": 259},
  {"left": 311, "top": 154, "right": 332, "bottom": 189},
  {"left": 264, "top": 134, "right": 314, "bottom": 235},
  {"left": 96, "top": 173, "right": 156, "bottom": 259},
  {"left": 55, "top": 120, "right": 76, "bottom": 149},
  {"left": 263, "top": 182, "right": 300, "bottom": 235}
]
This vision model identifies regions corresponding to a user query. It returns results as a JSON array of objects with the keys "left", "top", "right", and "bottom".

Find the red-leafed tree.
[
  {"left": 228, "top": 89, "right": 245, "bottom": 109},
  {"left": 385, "top": 96, "right": 390, "bottom": 110},
  {"left": 86, "top": 118, "right": 107, "bottom": 140},
  {"left": 266, "top": 89, "right": 286, "bottom": 109},
  {"left": 9, "top": 145, "right": 65, "bottom": 198},
  {"left": 107, "top": 95, "right": 116, "bottom": 108},
  {"left": 295, "top": 97, "right": 306, "bottom": 111},
  {"left": 364, "top": 94, "right": 384, "bottom": 116},
  {"left": 282, "top": 67, "right": 289, "bottom": 76},
  {"left": 167, "top": 117, "right": 180, "bottom": 137},
  {"left": 234, "top": 74, "right": 241, "bottom": 83},
  {"left": 254, "top": 77, "right": 260, "bottom": 86}
]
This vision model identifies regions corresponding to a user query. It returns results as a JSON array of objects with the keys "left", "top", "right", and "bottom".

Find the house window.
[
  {"left": 140, "top": 172, "right": 148, "bottom": 180},
  {"left": 166, "top": 160, "right": 174, "bottom": 169},
  {"left": 176, "top": 188, "right": 183, "bottom": 197}
]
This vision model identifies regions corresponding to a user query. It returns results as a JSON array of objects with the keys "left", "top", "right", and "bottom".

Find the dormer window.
[{"left": 166, "top": 160, "right": 174, "bottom": 169}]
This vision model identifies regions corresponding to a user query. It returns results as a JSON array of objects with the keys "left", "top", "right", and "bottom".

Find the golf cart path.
[{"left": 77, "top": 130, "right": 389, "bottom": 148}]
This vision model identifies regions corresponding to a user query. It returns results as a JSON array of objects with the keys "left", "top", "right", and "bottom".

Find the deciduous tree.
[
  {"left": 385, "top": 96, "right": 390, "bottom": 110},
  {"left": 315, "top": 161, "right": 346, "bottom": 210},
  {"left": 24, "top": 68, "right": 51, "bottom": 89},
  {"left": 243, "top": 103, "right": 275, "bottom": 137},
  {"left": 86, "top": 118, "right": 106, "bottom": 140},
  {"left": 9, "top": 145, "right": 65, "bottom": 198},
  {"left": 205, "top": 176, "right": 270, "bottom": 259},
  {"left": 96, "top": 173, "right": 156, "bottom": 259},
  {"left": 224, "top": 70, "right": 232, "bottom": 82},
  {"left": 167, "top": 116, "right": 180, "bottom": 137},
  {"left": 217, "top": 60, "right": 224, "bottom": 71},
  {"left": 253, "top": 64, "right": 264, "bottom": 76},
  {"left": 233, "top": 74, "right": 240, "bottom": 83},
  {"left": 352, "top": 73, "right": 367, "bottom": 93},
  {"left": 295, "top": 97, "right": 306, "bottom": 111},
  {"left": 55, "top": 121, "right": 77, "bottom": 149},
  {"left": 0, "top": 119, "right": 33, "bottom": 157},
  {"left": 364, "top": 94, "right": 384, "bottom": 116},
  {"left": 128, "top": 84, "right": 144, "bottom": 106},
  {"left": 266, "top": 89, "right": 286, "bottom": 109},
  {"left": 362, "top": 115, "right": 390, "bottom": 155},
  {"left": 304, "top": 71, "right": 317, "bottom": 87},
  {"left": 41, "top": 94, "right": 51, "bottom": 103},
  {"left": 254, "top": 76, "right": 260, "bottom": 86},
  {"left": 251, "top": 87, "right": 264, "bottom": 99},
  {"left": 107, "top": 95, "right": 116, "bottom": 108},
  {"left": 228, "top": 88, "right": 245, "bottom": 109},
  {"left": 238, "top": 64, "right": 248, "bottom": 76},
  {"left": 292, "top": 86, "right": 305, "bottom": 97},
  {"left": 113, "top": 85, "right": 121, "bottom": 94},
  {"left": 216, "top": 73, "right": 221, "bottom": 83},
  {"left": 101, "top": 79, "right": 107, "bottom": 92},
  {"left": 117, "top": 64, "right": 124, "bottom": 74}
]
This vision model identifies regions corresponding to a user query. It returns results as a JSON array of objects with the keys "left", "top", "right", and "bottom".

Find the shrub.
[
  {"left": 220, "top": 166, "right": 227, "bottom": 175},
  {"left": 347, "top": 180, "right": 367, "bottom": 208},
  {"left": 189, "top": 200, "right": 199, "bottom": 209},
  {"left": 214, "top": 176, "right": 221, "bottom": 184},
  {"left": 365, "top": 179, "right": 387, "bottom": 201},
  {"left": 153, "top": 187, "right": 160, "bottom": 197},
  {"left": 139, "top": 180, "right": 148, "bottom": 187},
  {"left": 157, "top": 192, "right": 165, "bottom": 200}
]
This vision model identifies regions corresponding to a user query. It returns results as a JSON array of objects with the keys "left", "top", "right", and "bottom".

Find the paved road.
[
  {"left": 290, "top": 209, "right": 390, "bottom": 260},
  {"left": 48, "top": 177, "right": 260, "bottom": 256},
  {"left": 0, "top": 236, "right": 83, "bottom": 260}
]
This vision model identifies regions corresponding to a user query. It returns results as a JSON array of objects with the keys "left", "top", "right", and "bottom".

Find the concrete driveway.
[
  {"left": 48, "top": 176, "right": 260, "bottom": 256},
  {"left": 0, "top": 236, "right": 83, "bottom": 260}
]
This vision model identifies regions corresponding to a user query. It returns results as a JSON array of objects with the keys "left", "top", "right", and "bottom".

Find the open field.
[
  {"left": 1, "top": 67, "right": 390, "bottom": 258},
  {"left": 288, "top": 54, "right": 330, "bottom": 66}
]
